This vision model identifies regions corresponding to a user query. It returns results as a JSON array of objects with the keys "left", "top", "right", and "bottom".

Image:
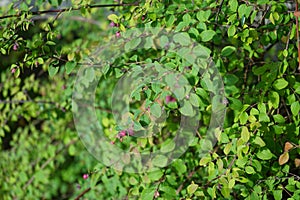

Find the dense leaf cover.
[{"left": 0, "top": 0, "right": 299, "bottom": 199}]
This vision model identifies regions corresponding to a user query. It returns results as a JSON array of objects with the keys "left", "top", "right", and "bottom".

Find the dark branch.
[{"left": 0, "top": 2, "right": 139, "bottom": 20}]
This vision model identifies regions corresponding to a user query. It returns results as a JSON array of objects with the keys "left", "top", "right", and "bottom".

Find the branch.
[
  {"left": 74, "top": 187, "right": 91, "bottom": 200},
  {"left": 0, "top": 2, "right": 139, "bottom": 20},
  {"left": 22, "top": 139, "right": 78, "bottom": 190}
]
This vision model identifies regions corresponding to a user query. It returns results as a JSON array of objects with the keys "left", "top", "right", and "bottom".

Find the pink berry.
[
  {"left": 154, "top": 190, "right": 160, "bottom": 198},
  {"left": 165, "top": 95, "right": 176, "bottom": 104},
  {"left": 13, "top": 43, "right": 18, "bottom": 51},
  {"left": 11, "top": 68, "right": 16, "bottom": 74},
  {"left": 116, "top": 31, "right": 121, "bottom": 37},
  {"left": 119, "top": 130, "right": 126, "bottom": 137},
  {"left": 83, "top": 174, "right": 89, "bottom": 179},
  {"left": 110, "top": 21, "right": 116, "bottom": 27}
]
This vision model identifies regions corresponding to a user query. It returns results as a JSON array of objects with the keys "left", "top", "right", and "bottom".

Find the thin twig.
[
  {"left": 74, "top": 187, "right": 91, "bottom": 200},
  {"left": 203, "top": 155, "right": 237, "bottom": 188},
  {"left": 176, "top": 165, "right": 201, "bottom": 195},
  {"left": 0, "top": 2, "right": 139, "bottom": 20},
  {"left": 23, "top": 139, "right": 78, "bottom": 190},
  {"left": 215, "top": 0, "right": 225, "bottom": 24}
]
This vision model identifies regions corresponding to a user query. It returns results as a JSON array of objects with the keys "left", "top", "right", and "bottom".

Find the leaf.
[
  {"left": 278, "top": 152, "right": 289, "bottom": 165},
  {"left": 295, "top": 158, "right": 300, "bottom": 167},
  {"left": 268, "top": 91, "right": 279, "bottom": 109},
  {"left": 224, "top": 143, "right": 232, "bottom": 155},
  {"left": 107, "top": 14, "right": 118, "bottom": 22},
  {"left": 273, "top": 78, "right": 288, "bottom": 90},
  {"left": 221, "top": 46, "right": 236, "bottom": 57},
  {"left": 245, "top": 166, "right": 255, "bottom": 174},
  {"left": 173, "top": 159, "right": 187, "bottom": 174},
  {"left": 284, "top": 142, "right": 293, "bottom": 152},
  {"left": 199, "top": 156, "right": 211, "bottom": 166},
  {"left": 253, "top": 136, "right": 266, "bottom": 147},
  {"left": 140, "top": 187, "right": 156, "bottom": 200},
  {"left": 273, "top": 190, "right": 282, "bottom": 200},
  {"left": 229, "top": 0, "right": 238, "bottom": 12},
  {"left": 272, "top": 114, "right": 285, "bottom": 124},
  {"left": 179, "top": 100, "right": 194, "bottom": 116},
  {"left": 200, "top": 30, "right": 216, "bottom": 42},
  {"left": 241, "top": 126, "right": 250, "bottom": 143},
  {"left": 48, "top": 65, "right": 59, "bottom": 77},
  {"left": 161, "top": 139, "right": 175, "bottom": 153},
  {"left": 187, "top": 182, "right": 199, "bottom": 195},
  {"left": 257, "top": 149, "right": 274, "bottom": 160},
  {"left": 85, "top": 68, "right": 95, "bottom": 82},
  {"left": 150, "top": 103, "right": 162, "bottom": 118},
  {"left": 173, "top": 32, "right": 191, "bottom": 46},
  {"left": 228, "top": 25, "right": 236, "bottom": 37},
  {"left": 152, "top": 155, "right": 168, "bottom": 167},
  {"left": 65, "top": 61, "right": 76, "bottom": 74},
  {"left": 125, "top": 38, "right": 142, "bottom": 51},
  {"left": 291, "top": 102, "right": 300, "bottom": 116}
]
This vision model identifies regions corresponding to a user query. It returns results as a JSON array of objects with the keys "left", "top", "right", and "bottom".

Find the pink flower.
[
  {"left": 119, "top": 130, "right": 126, "bottom": 137},
  {"left": 11, "top": 68, "right": 16, "bottom": 74},
  {"left": 13, "top": 43, "right": 19, "bottom": 51},
  {"left": 83, "top": 174, "right": 89, "bottom": 179},
  {"left": 154, "top": 190, "right": 160, "bottom": 198},
  {"left": 116, "top": 31, "right": 121, "bottom": 37},
  {"left": 165, "top": 95, "right": 176, "bottom": 104},
  {"left": 110, "top": 141, "right": 115, "bottom": 145},
  {"left": 109, "top": 21, "right": 116, "bottom": 27}
]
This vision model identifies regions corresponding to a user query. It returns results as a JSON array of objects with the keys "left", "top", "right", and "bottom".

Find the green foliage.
[{"left": 0, "top": 0, "right": 299, "bottom": 199}]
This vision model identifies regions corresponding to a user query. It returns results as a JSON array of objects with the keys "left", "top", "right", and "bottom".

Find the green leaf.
[
  {"left": 200, "top": 30, "right": 216, "bottom": 42},
  {"left": 273, "top": 78, "right": 288, "bottom": 90},
  {"left": 65, "top": 61, "right": 76, "bottom": 74},
  {"left": 48, "top": 65, "right": 59, "bottom": 77},
  {"left": 245, "top": 166, "right": 255, "bottom": 174},
  {"left": 196, "top": 10, "right": 211, "bottom": 22},
  {"left": 229, "top": 0, "right": 238, "bottom": 12},
  {"left": 257, "top": 149, "right": 274, "bottom": 160},
  {"left": 253, "top": 136, "right": 266, "bottom": 147},
  {"left": 150, "top": 103, "right": 162, "bottom": 118},
  {"left": 241, "top": 126, "right": 250, "bottom": 143},
  {"left": 125, "top": 38, "right": 142, "bottom": 51},
  {"left": 187, "top": 182, "right": 199, "bottom": 195},
  {"left": 273, "top": 190, "right": 282, "bottom": 200},
  {"left": 152, "top": 155, "right": 168, "bottom": 167},
  {"left": 268, "top": 91, "right": 279, "bottom": 109},
  {"left": 85, "top": 68, "right": 95, "bottom": 82},
  {"left": 228, "top": 97, "right": 243, "bottom": 111},
  {"left": 228, "top": 25, "right": 236, "bottom": 37},
  {"left": 224, "top": 143, "right": 232, "bottom": 155},
  {"left": 173, "top": 159, "right": 187, "bottom": 174},
  {"left": 221, "top": 46, "right": 236, "bottom": 57},
  {"left": 141, "top": 187, "right": 156, "bottom": 200},
  {"left": 291, "top": 102, "right": 300, "bottom": 116},
  {"left": 179, "top": 100, "right": 194, "bottom": 116},
  {"left": 199, "top": 156, "right": 211, "bottom": 166},
  {"left": 273, "top": 114, "right": 285, "bottom": 123},
  {"left": 107, "top": 14, "right": 118, "bottom": 22},
  {"left": 189, "top": 93, "right": 200, "bottom": 107},
  {"left": 161, "top": 139, "right": 175, "bottom": 153},
  {"left": 173, "top": 32, "right": 191, "bottom": 46}
]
